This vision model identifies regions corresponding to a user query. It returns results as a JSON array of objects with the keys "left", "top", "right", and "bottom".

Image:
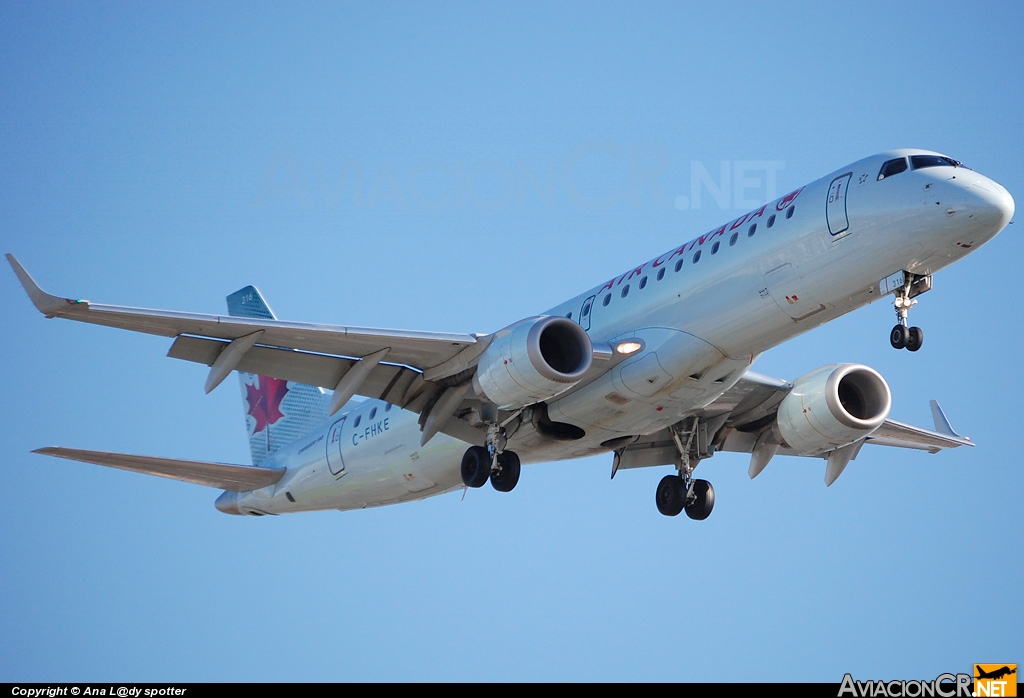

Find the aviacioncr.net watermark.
[{"left": 252, "top": 139, "right": 785, "bottom": 213}]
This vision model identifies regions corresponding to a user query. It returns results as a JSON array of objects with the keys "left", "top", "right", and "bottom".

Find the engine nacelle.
[
  {"left": 474, "top": 316, "right": 593, "bottom": 409},
  {"left": 775, "top": 364, "right": 891, "bottom": 455}
]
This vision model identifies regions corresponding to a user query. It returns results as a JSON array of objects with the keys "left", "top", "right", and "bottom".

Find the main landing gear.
[
  {"left": 889, "top": 272, "right": 931, "bottom": 352},
  {"left": 461, "top": 422, "right": 521, "bottom": 493},
  {"left": 655, "top": 419, "right": 716, "bottom": 520},
  {"left": 656, "top": 474, "right": 715, "bottom": 520}
]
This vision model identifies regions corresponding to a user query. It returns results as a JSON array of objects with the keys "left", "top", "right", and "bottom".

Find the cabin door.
[
  {"left": 326, "top": 417, "right": 347, "bottom": 477},
  {"left": 578, "top": 295, "right": 596, "bottom": 331},
  {"left": 826, "top": 173, "right": 853, "bottom": 238}
]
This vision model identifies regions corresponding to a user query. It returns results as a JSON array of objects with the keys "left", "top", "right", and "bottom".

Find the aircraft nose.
[{"left": 963, "top": 173, "right": 1015, "bottom": 232}]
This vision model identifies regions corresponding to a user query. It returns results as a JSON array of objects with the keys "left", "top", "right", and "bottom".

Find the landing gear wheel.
[
  {"left": 906, "top": 326, "right": 924, "bottom": 352},
  {"left": 490, "top": 451, "right": 521, "bottom": 492},
  {"left": 655, "top": 475, "right": 686, "bottom": 517},
  {"left": 685, "top": 479, "right": 715, "bottom": 521},
  {"left": 461, "top": 446, "right": 491, "bottom": 488},
  {"left": 890, "top": 324, "right": 909, "bottom": 350}
]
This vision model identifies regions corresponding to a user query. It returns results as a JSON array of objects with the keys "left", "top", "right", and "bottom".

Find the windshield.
[
  {"left": 910, "top": 154, "right": 961, "bottom": 170},
  {"left": 877, "top": 157, "right": 908, "bottom": 180}
]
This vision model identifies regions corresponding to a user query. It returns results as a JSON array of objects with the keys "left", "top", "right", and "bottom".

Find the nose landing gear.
[
  {"left": 887, "top": 272, "right": 931, "bottom": 352},
  {"left": 890, "top": 324, "right": 924, "bottom": 352}
]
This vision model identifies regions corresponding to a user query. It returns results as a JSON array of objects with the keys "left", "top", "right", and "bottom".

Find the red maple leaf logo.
[{"left": 245, "top": 376, "right": 289, "bottom": 433}]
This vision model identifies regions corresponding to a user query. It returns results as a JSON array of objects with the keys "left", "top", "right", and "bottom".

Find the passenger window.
[
  {"left": 692, "top": 250, "right": 701, "bottom": 264},
  {"left": 878, "top": 157, "right": 908, "bottom": 180},
  {"left": 639, "top": 276, "right": 648, "bottom": 289},
  {"left": 582, "top": 301, "right": 591, "bottom": 316},
  {"left": 603, "top": 293, "right": 611, "bottom": 306},
  {"left": 621, "top": 284, "right": 629, "bottom": 298},
  {"left": 385, "top": 403, "right": 392, "bottom": 412},
  {"left": 565, "top": 312, "right": 572, "bottom": 319},
  {"left": 748, "top": 223, "right": 756, "bottom": 237},
  {"left": 729, "top": 232, "right": 738, "bottom": 246},
  {"left": 353, "top": 415, "right": 361, "bottom": 427},
  {"left": 767, "top": 214, "right": 776, "bottom": 228},
  {"left": 675, "top": 259, "right": 684, "bottom": 272},
  {"left": 657, "top": 268, "right": 665, "bottom": 281},
  {"left": 786, "top": 206, "right": 795, "bottom": 219},
  {"left": 711, "top": 241, "right": 720, "bottom": 255},
  {"left": 369, "top": 407, "right": 377, "bottom": 420}
]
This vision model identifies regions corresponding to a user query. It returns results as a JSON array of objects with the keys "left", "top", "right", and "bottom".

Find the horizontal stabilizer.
[{"left": 33, "top": 447, "right": 285, "bottom": 492}]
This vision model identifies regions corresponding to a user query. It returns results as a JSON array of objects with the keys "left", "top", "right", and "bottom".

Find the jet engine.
[
  {"left": 775, "top": 364, "right": 891, "bottom": 455},
  {"left": 473, "top": 316, "right": 593, "bottom": 409}
]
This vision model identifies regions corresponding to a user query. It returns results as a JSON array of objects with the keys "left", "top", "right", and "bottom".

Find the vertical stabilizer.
[{"left": 227, "top": 286, "right": 329, "bottom": 465}]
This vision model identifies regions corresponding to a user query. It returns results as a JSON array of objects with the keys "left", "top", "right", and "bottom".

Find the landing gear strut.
[
  {"left": 461, "top": 420, "right": 521, "bottom": 493},
  {"left": 655, "top": 419, "right": 716, "bottom": 520},
  {"left": 889, "top": 272, "right": 930, "bottom": 352}
]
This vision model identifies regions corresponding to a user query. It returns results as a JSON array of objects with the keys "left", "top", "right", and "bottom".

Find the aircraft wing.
[
  {"left": 7, "top": 254, "right": 479, "bottom": 370},
  {"left": 7, "top": 254, "right": 491, "bottom": 433},
  {"left": 33, "top": 447, "right": 284, "bottom": 491},
  {"left": 614, "top": 372, "right": 972, "bottom": 473}
]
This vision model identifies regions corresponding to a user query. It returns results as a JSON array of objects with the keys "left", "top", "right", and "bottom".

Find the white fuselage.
[{"left": 222, "top": 150, "right": 1013, "bottom": 515}]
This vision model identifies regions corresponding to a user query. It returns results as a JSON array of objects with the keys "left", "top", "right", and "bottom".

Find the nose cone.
[
  {"left": 215, "top": 490, "right": 242, "bottom": 515},
  {"left": 991, "top": 184, "right": 1014, "bottom": 229},
  {"left": 965, "top": 173, "right": 1015, "bottom": 235}
]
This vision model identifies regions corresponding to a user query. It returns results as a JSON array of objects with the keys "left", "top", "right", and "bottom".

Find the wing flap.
[
  {"left": 33, "top": 447, "right": 285, "bottom": 492},
  {"left": 167, "top": 335, "right": 423, "bottom": 405}
]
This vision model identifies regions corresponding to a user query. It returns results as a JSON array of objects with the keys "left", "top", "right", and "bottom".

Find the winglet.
[
  {"left": 929, "top": 400, "right": 968, "bottom": 440},
  {"left": 6, "top": 253, "right": 88, "bottom": 317}
]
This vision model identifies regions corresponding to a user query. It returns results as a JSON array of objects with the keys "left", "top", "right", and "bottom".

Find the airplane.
[
  {"left": 7, "top": 148, "right": 1015, "bottom": 520},
  {"left": 975, "top": 666, "right": 1016, "bottom": 681}
]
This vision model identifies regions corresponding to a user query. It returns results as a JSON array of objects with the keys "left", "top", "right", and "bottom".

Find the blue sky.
[{"left": 2, "top": 1, "right": 1021, "bottom": 682}]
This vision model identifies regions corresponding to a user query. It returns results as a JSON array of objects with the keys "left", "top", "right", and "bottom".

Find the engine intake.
[
  {"left": 474, "top": 316, "right": 593, "bottom": 409},
  {"left": 775, "top": 364, "right": 891, "bottom": 455}
]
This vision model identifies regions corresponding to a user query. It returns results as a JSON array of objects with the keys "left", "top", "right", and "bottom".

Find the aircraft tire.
[
  {"left": 461, "top": 446, "right": 492, "bottom": 488},
  {"left": 655, "top": 475, "right": 686, "bottom": 517},
  {"left": 491, "top": 451, "right": 521, "bottom": 492},
  {"left": 890, "top": 325, "right": 909, "bottom": 350},
  {"left": 907, "top": 326, "right": 924, "bottom": 352},
  {"left": 685, "top": 479, "right": 715, "bottom": 521}
]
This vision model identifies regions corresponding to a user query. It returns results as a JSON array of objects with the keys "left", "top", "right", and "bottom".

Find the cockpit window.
[
  {"left": 910, "top": 154, "right": 961, "bottom": 170},
  {"left": 877, "top": 157, "right": 908, "bottom": 180}
]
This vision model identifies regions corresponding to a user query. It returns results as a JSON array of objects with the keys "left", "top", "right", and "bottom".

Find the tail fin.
[{"left": 227, "top": 286, "right": 330, "bottom": 465}]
